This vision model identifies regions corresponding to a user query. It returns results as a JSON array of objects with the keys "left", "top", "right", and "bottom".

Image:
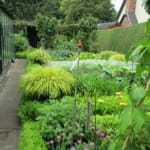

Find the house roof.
[
  {"left": 97, "top": 22, "right": 118, "bottom": 29},
  {"left": 117, "top": 0, "right": 126, "bottom": 19}
]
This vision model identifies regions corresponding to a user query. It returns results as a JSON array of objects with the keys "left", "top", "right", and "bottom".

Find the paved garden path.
[{"left": 0, "top": 59, "right": 25, "bottom": 150}]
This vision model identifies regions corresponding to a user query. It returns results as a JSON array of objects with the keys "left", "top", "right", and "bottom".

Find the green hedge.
[{"left": 94, "top": 23, "right": 146, "bottom": 53}]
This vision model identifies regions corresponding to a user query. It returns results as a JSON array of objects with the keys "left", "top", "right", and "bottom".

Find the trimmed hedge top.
[{"left": 94, "top": 23, "right": 146, "bottom": 53}]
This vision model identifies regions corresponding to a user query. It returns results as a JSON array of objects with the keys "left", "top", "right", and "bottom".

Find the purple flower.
[
  {"left": 49, "top": 140, "right": 54, "bottom": 144},
  {"left": 79, "top": 133, "right": 84, "bottom": 137},
  {"left": 99, "top": 132, "right": 105, "bottom": 137},
  {"left": 96, "top": 130, "right": 102, "bottom": 135},
  {"left": 56, "top": 135, "right": 61, "bottom": 140},
  {"left": 77, "top": 139, "right": 82, "bottom": 144},
  {"left": 103, "top": 136, "right": 110, "bottom": 140},
  {"left": 89, "top": 142, "right": 95, "bottom": 147},
  {"left": 70, "top": 147, "right": 76, "bottom": 150}
]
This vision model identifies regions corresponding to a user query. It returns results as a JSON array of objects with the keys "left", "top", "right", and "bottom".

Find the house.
[
  {"left": 0, "top": 5, "right": 14, "bottom": 74},
  {"left": 117, "top": 0, "right": 150, "bottom": 26}
]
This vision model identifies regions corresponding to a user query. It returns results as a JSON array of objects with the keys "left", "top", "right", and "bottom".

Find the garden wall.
[{"left": 94, "top": 23, "right": 146, "bottom": 53}]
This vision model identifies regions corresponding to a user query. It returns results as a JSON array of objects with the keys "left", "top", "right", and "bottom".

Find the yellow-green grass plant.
[
  {"left": 27, "top": 49, "right": 51, "bottom": 65},
  {"left": 19, "top": 66, "right": 74, "bottom": 100}
]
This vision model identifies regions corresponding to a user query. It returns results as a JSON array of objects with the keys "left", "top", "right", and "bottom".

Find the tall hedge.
[{"left": 94, "top": 23, "right": 146, "bottom": 53}]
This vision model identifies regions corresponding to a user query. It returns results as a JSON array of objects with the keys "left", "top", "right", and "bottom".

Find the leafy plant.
[
  {"left": 49, "top": 49, "right": 75, "bottom": 60},
  {"left": 37, "top": 96, "right": 86, "bottom": 143},
  {"left": 95, "top": 93, "right": 130, "bottom": 115},
  {"left": 19, "top": 66, "right": 74, "bottom": 100},
  {"left": 14, "top": 33, "right": 29, "bottom": 52},
  {"left": 18, "top": 101, "right": 45, "bottom": 123},
  {"left": 109, "top": 54, "right": 125, "bottom": 62},
  {"left": 27, "top": 49, "right": 51, "bottom": 65},
  {"left": 108, "top": 19, "right": 150, "bottom": 150},
  {"left": 19, "top": 122, "right": 47, "bottom": 150}
]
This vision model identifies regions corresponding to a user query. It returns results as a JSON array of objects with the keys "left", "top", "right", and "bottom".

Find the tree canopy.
[
  {"left": 1, "top": 0, "right": 116, "bottom": 23},
  {"left": 60, "top": 0, "right": 116, "bottom": 23}
]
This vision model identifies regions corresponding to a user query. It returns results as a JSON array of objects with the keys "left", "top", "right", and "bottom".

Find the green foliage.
[
  {"left": 19, "top": 122, "right": 47, "bottom": 150},
  {"left": 94, "top": 23, "right": 146, "bottom": 53},
  {"left": 95, "top": 51, "right": 117, "bottom": 60},
  {"left": 108, "top": 19, "right": 150, "bottom": 150},
  {"left": 72, "top": 52, "right": 96, "bottom": 59},
  {"left": 77, "top": 16, "right": 98, "bottom": 51},
  {"left": 60, "top": 0, "right": 116, "bottom": 23},
  {"left": 91, "top": 115, "right": 119, "bottom": 137},
  {"left": 109, "top": 54, "right": 125, "bottom": 62},
  {"left": 78, "top": 72, "right": 129, "bottom": 97},
  {"left": 56, "top": 24, "right": 79, "bottom": 39},
  {"left": 95, "top": 93, "right": 130, "bottom": 115},
  {"left": 27, "top": 49, "right": 51, "bottom": 65},
  {"left": 53, "top": 35, "right": 78, "bottom": 50},
  {"left": 19, "top": 66, "right": 74, "bottom": 100},
  {"left": 49, "top": 49, "right": 75, "bottom": 60},
  {"left": 18, "top": 101, "right": 44, "bottom": 123},
  {"left": 37, "top": 96, "right": 86, "bottom": 141},
  {"left": 15, "top": 48, "right": 34, "bottom": 59},
  {"left": 14, "top": 33, "right": 29, "bottom": 52},
  {"left": 3, "top": 0, "right": 63, "bottom": 21},
  {"left": 35, "top": 14, "right": 57, "bottom": 48},
  {"left": 143, "top": 0, "right": 150, "bottom": 14}
]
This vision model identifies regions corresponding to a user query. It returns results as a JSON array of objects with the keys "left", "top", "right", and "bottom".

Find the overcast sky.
[{"left": 111, "top": 0, "right": 124, "bottom": 11}]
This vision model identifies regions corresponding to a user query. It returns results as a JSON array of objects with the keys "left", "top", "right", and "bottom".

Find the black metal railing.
[{"left": 0, "top": 8, "right": 14, "bottom": 74}]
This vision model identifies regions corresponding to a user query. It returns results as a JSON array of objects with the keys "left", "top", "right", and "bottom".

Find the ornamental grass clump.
[
  {"left": 27, "top": 49, "right": 51, "bottom": 65},
  {"left": 19, "top": 66, "right": 74, "bottom": 100}
]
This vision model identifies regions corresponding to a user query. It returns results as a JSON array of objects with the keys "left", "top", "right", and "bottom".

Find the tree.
[
  {"left": 1, "top": 0, "right": 63, "bottom": 20},
  {"left": 60, "top": 0, "right": 116, "bottom": 24}
]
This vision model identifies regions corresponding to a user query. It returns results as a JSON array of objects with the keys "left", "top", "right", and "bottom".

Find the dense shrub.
[
  {"left": 93, "top": 23, "right": 146, "bottom": 53},
  {"left": 109, "top": 54, "right": 125, "bottom": 62},
  {"left": 19, "top": 66, "right": 74, "bottom": 100},
  {"left": 27, "top": 49, "right": 51, "bottom": 65},
  {"left": 19, "top": 122, "right": 47, "bottom": 150},
  {"left": 14, "top": 33, "right": 29, "bottom": 52}
]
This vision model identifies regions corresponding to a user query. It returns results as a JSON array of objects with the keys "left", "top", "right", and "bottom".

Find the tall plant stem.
[{"left": 72, "top": 47, "right": 80, "bottom": 143}]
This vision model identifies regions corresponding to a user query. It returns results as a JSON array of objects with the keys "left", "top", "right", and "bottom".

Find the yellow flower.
[
  {"left": 120, "top": 102, "right": 127, "bottom": 106},
  {"left": 98, "top": 99, "right": 105, "bottom": 103},
  {"left": 116, "top": 92, "right": 121, "bottom": 96},
  {"left": 112, "top": 72, "right": 116, "bottom": 75},
  {"left": 119, "top": 95, "right": 123, "bottom": 99}
]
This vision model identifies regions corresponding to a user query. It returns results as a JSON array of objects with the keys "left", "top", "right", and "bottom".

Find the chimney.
[{"left": 126, "top": 0, "right": 136, "bottom": 12}]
